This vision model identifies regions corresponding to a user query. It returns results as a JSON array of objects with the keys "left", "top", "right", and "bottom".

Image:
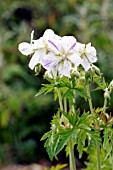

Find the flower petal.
[
  {"left": 48, "top": 40, "right": 60, "bottom": 53},
  {"left": 86, "top": 43, "right": 97, "bottom": 63},
  {"left": 88, "top": 54, "right": 98, "bottom": 63},
  {"left": 61, "top": 36, "right": 77, "bottom": 53},
  {"left": 43, "top": 29, "right": 55, "bottom": 38},
  {"left": 58, "top": 60, "right": 71, "bottom": 78},
  {"left": 29, "top": 49, "right": 46, "bottom": 70},
  {"left": 81, "top": 57, "right": 91, "bottom": 71},
  {"left": 74, "top": 42, "right": 85, "bottom": 54},
  {"left": 18, "top": 42, "right": 33, "bottom": 56},
  {"left": 42, "top": 53, "right": 61, "bottom": 70},
  {"left": 32, "top": 37, "right": 45, "bottom": 49},
  {"left": 69, "top": 53, "right": 81, "bottom": 66}
]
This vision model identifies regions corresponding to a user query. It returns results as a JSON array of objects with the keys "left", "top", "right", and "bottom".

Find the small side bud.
[
  {"left": 71, "top": 68, "right": 80, "bottom": 78},
  {"left": 104, "top": 89, "right": 110, "bottom": 99},
  {"left": 109, "top": 80, "right": 113, "bottom": 88},
  {"left": 92, "top": 65, "right": 101, "bottom": 76},
  {"left": 35, "top": 64, "right": 41, "bottom": 75},
  {"left": 89, "top": 66, "right": 95, "bottom": 77},
  {"left": 78, "top": 76, "right": 86, "bottom": 86}
]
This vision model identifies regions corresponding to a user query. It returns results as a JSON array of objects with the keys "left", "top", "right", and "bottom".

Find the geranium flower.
[
  {"left": 42, "top": 36, "right": 81, "bottom": 78},
  {"left": 18, "top": 29, "right": 60, "bottom": 70},
  {"left": 74, "top": 42, "right": 97, "bottom": 71}
]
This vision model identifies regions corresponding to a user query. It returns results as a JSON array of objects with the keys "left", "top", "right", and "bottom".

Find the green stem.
[
  {"left": 57, "top": 88, "right": 63, "bottom": 111},
  {"left": 112, "top": 160, "right": 113, "bottom": 170},
  {"left": 103, "top": 98, "right": 107, "bottom": 114},
  {"left": 68, "top": 89, "right": 76, "bottom": 170},
  {"left": 69, "top": 137, "right": 76, "bottom": 170},
  {"left": 86, "top": 84, "right": 93, "bottom": 115},
  {"left": 96, "top": 142, "right": 101, "bottom": 170},
  {"left": 86, "top": 84, "right": 101, "bottom": 170},
  {"left": 72, "top": 90, "right": 76, "bottom": 114},
  {"left": 64, "top": 97, "right": 67, "bottom": 113}
]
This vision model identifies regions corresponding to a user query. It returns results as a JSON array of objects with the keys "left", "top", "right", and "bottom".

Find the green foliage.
[
  {"left": 44, "top": 164, "right": 67, "bottom": 170},
  {"left": 83, "top": 147, "right": 113, "bottom": 170},
  {"left": 41, "top": 110, "right": 101, "bottom": 161}
]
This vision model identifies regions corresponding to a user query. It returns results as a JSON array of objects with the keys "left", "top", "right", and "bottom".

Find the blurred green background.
[{"left": 0, "top": 0, "right": 113, "bottom": 167}]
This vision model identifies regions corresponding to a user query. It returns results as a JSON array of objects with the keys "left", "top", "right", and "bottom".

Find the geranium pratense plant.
[{"left": 18, "top": 29, "right": 113, "bottom": 170}]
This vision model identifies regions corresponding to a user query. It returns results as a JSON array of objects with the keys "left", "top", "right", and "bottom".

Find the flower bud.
[
  {"left": 71, "top": 68, "right": 80, "bottom": 78},
  {"left": 89, "top": 66, "right": 95, "bottom": 77},
  {"left": 109, "top": 80, "right": 113, "bottom": 88},
  {"left": 104, "top": 91, "right": 110, "bottom": 99},
  {"left": 74, "top": 71, "right": 80, "bottom": 78},
  {"left": 35, "top": 64, "right": 41, "bottom": 75},
  {"left": 78, "top": 76, "right": 86, "bottom": 86},
  {"left": 92, "top": 65, "right": 100, "bottom": 76}
]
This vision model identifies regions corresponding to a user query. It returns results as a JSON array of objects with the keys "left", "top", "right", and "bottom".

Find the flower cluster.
[{"left": 18, "top": 29, "right": 97, "bottom": 78}]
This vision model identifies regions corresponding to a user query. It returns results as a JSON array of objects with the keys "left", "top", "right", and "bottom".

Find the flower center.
[
  {"left": 80, "top": 48, "right": 87, "bottom": 58},
  {"left": 62, "top": 54, "right": 67, "bottom": 60}
]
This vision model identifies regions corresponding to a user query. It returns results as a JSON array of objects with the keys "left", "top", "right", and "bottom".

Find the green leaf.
[
  {"left": 41, "top": 130, "right": 52, "bottom": 141},
  {"left": 77, "top": 139, "right": 83, "bottom": 158},
  {"left": 76, "top": 112, "right": 89, "bottom": 127},
  {"left": 36, "top": 83, "right": 55, "bottom": 96},
  {"left": 74, "top": 86, "right": 89, "bottom": 99},
  {"left": 61, "top": 110, "right": 76, "bottom": 126},
  {"left": 93, "top": 74, "right": 107, "bottom": 91},
  {"left": 56, "top": 129, "right": 75, "bottom": 155},
  {"left": 43, "top": 131, "right": 60, "bottom": 161}
]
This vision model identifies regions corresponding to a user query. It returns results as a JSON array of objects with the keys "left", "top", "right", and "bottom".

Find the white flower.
[
  {"left": 18, "top": 29, "right": 60, "bottom": 70},
  {"left": 74, "top": 42, "right": 97, "bottom": 71},
  {"left": 42, "top": 36, "right": 81, "bottom": 78}
]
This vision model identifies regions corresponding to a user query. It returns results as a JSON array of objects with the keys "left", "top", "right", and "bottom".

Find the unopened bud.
[
  {"left": 92, "top": 65, "right": 100, "bottom": 76},
  {"left": 104, "top": 91, "right": 110, "bottom": 99},
  {"left": 78, "top": 76, "right": 85, "bottom": 85},
  {"left": 109, "top": 80, "right": 113, "bottom": 88},
  {"left": 74, "top": 71, "right": 80, "bottom": 78},
  {"left": 89, "top": 66, "right": 95, "bottom": 77},
  {"left": 71, "top": 68, "right": 80, "bottom": 78},
  {"left": 35, "top": 64, "right": 41, "bottom": 75}
]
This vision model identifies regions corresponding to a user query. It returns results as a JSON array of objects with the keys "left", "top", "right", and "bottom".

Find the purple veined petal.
[
  {"left": 18, "top": 42, "right": 33, "bottom": 56},
  {"left": 68, "top": 42, "right": 76, "bottom": 51},
  {"left": 43, "top": 59, "right": 58, "bottom": 70},
  {"left": 48, "top": 40, "right": 60, "bottom": 52},
  {"left": 43, "top": 60, "right": 53, "bottom": 68}
]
